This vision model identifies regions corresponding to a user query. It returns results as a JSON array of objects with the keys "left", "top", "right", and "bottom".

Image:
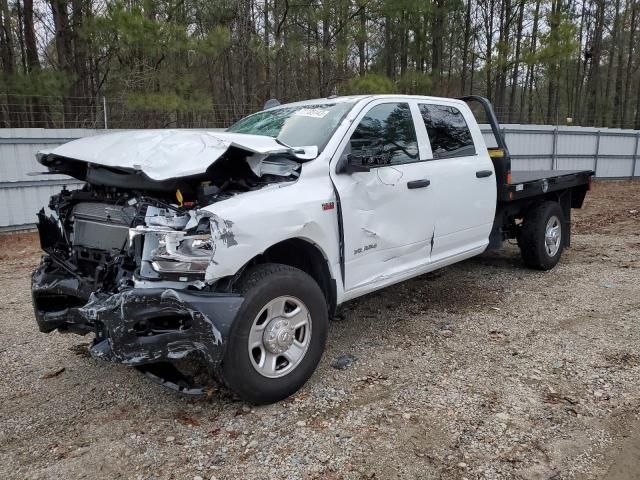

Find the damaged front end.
[{"left": 31, "top": 139, "right": 304, "bottom": 391}]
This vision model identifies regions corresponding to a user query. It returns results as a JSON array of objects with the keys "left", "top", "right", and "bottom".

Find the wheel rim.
[
  {"left": 247, "top": 296, "right": 312, "bottom": 378},
  {"left": 544, "top": 215, "right": 562, "bottom": 257}
]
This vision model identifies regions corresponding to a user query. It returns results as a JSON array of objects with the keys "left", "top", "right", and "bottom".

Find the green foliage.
[
  {"left": 537, "top": 12, "right": 577, "bottom": 67},
  {"left": 92, "top": 3, "right": 184, "bottom": 57},
  {"left": 1, "top": 0, "right": 637, "bottom": 129},
  {"left": 343, "top": 74, "right": 397, "bottom": 95},
  {"left": 126, "top": 90, "right": 212, "bottom": 113},
  {"left": 397, "top": 71, "right": 432, "bottom": 95},
  {"left": 85, "top": 1, "right": 230, "bottom": 111},
  {"left": 197, "top": 26, "right": 231, "bottom": 57},
  {"left": 0, "top": 69, "right": 70, "bottom": 97}
]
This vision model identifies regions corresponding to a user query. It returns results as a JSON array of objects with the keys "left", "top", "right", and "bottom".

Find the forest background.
[{"left": 0, "top": 0, "right": 638, "bottom": 129}]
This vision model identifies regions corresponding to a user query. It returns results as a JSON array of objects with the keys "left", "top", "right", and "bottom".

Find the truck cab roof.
[{"left": 268, "top": 94, "right": 472, "bottom": 110}]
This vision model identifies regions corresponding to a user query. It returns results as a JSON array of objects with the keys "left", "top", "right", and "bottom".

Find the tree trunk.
[
  {"left": 495, "top": 0, "right": 511, "bottom": 112},
  {"left": 321, "top": 3, "right": 331, "bottom": 95},
  {"left": 264, "top": 0, "right": 271, "bottom": 98},
  {"left": 23, "top": 0, "right": 49, "bottom": 126},
  {"left": 400, "top": 9, "right": 408, "bottom": 76},
  {"left": 546, "top": 0, "right": 561, "bottom": 124},
  {"left": 602, "top": 0, "right": 621, "bottom": 125},
  {"left": 71, "top": 0, "right": 91, "bottom": 125},
  {"left": 585, "top": 0, "right": 605, "bottom": 126},
  {"left": 432, "top": 0, "right": 445, "bottom": 92},
  {"left": 622, "top": 1, "right": 637, "bottom": 127},
  {"left": 358, "top": 3, "right": 366, "bottom": 76},
  {"left": 527, "top": 0, "right": 541, "bottom": 123},
  {"left": 384, "top": 15, "right": 394, "bottom": 79},
  {"left": 23, "top": 0, "right": 37, "bottom": 70},
  {"left": 572, "top": 0, "right": 586, "bottom": 122},
  {"left": 0, "top": 0, "right": 15, "bottom": 71},
  {"left": 15, "top": 0, "right": 26, "bottom": 74},
  {"left": 50, "top": 0, "right": 74, "bottom": 126},
  {"left": 1, "top": 0, "right": 20, "bottom": 127},
  {"left": 508, "top": 0, "right": 524, "bottom": 122},
  {"left": 612, "top": 0, "right": 627, "bottom": 127},
  {"left": 461, "top": 0, "right": 472, "bottom": 94},
  {"left": 483, "top": 0, "right": 495, "bottom": 101}
]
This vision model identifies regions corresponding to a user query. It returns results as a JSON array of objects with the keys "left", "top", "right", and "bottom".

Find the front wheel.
[
  {"left": 519, "top": 201, "right": 565, "bottom": 270},
  {"left": 220, "top": 263, "right": 328, "bottom": 404}
]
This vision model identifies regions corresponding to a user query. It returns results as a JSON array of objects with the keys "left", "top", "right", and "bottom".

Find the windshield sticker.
[{"left": 293, "top": 107, "right": 330, "bottom": 118}]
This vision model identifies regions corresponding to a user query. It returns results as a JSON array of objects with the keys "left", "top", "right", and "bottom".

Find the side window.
[
  {"left": 348, "top": 103, "right": 419, "bottom": 166},
  {"left": 419, "top": 104, "right": 476, "bottom": 159}
]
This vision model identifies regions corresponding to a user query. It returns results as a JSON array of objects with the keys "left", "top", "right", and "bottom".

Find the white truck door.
[
  {"left": 414, "top": 101, "right": 496, "bottom": 262},
  {"left": 330, "top": 100, "right": 436, "bottom": 292}
]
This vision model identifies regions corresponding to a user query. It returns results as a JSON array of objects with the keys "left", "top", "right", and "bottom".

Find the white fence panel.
[
  {"left": 511, "top": 157, "right": 552, "bottom": 171},
  {"left": 556, "top": 133, "right": 598, "bottom": 156},
  {"left": 0, "top": 183, "right": 82, "bottom": 227},
  {"left": 597, "top": 158, "right": 636, "bottom": 178},
  {"left": 599, "top": 133, "right": 638, "bottom": 155},
  {"left": 1, "top": 125, "right": 639, "bottom": 231},
  {"left": 555, "top": 157, "right": 597, "bottom": 172}
]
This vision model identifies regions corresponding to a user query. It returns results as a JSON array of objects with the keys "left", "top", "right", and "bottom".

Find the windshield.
[{"left": 227, "top": 103, "right": 354, "bottom": 151}]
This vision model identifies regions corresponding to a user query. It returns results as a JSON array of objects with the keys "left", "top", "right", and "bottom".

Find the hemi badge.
[{"left": 322, "top": 202, "right": 335, "bottom": 211}]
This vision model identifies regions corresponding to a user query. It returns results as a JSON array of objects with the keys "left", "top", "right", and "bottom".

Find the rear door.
[
  {"left": 330, "top": 99, "right": 437, "bottom": 293},
  {"left": 414, "top": 101, "right": 496, "bottom": 262}
]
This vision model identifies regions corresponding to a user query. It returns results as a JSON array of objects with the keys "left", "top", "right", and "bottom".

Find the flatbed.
[
  {"left": 510, "top": 170, "right": 589, "bottom": 184},
  {"left": 505, "top": 170, "right": 593, "bottom": 202}
]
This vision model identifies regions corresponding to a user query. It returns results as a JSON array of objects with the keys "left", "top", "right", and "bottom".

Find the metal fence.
[
  {"left": 3, "top": 94, "right": 640, "bottom": 130},
  {"left": 0, "top": 94, "right": 257, "bottom": 129},
  {"left": 483, "top": 124, "right": 640, "bottom": 178},
  {"left": 1, "top": 124, "right": 639, "bottom": 231}
]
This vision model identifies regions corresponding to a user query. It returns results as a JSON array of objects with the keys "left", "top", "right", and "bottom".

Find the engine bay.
[{"left": 36, "top": 151, "right": 301, "bottom": 295}]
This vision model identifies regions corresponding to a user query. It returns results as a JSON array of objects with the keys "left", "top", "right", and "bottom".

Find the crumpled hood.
[{"left": 38, "top": 130, "right": 313, "bottom": 181}]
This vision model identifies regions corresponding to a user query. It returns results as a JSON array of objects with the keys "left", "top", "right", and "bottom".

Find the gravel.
[{"left": 0, "top": 180, "right": 639, "bottom": 479}]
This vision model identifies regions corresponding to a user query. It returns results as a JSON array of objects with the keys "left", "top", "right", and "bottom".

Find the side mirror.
[
  {"left": 293, "top": 145, "right": 318, "bottom": 160},
  {"left": 338, "top": 153, "right": 371, "bottom": 174}
]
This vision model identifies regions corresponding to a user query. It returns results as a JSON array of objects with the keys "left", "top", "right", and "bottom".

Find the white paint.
[
  {"left": 328, "top": 96, "right": 494, "bottom": 292},
  {"left": 117, "top": 95, "right": 498, "bottom": 306},
  {"left": 32, "top": 95, "right": 589, "bottom": 306},
  {"left": 329, "top": 97, "right": 438, "bottom": 291},
  {"left": 38, "top": 130, "right": 318, "bottom": 180},
  {"left": 199, "top": 165, "right": 341, "bottom": 283},
  {"left": 413, "top": 98, "right": 496, "bottom": 262}
]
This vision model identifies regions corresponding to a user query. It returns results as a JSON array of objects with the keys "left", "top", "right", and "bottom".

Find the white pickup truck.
[{"left": 32, "top": 95, "right": 593, "bottom": 404}]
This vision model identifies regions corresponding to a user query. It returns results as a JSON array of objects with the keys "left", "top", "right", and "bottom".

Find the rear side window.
[
  {"left": 419, "top": 104, "right": 476, "bottom": 159},
  {"left": 348, "top": 102, "right": 419, "bottom": 166}
]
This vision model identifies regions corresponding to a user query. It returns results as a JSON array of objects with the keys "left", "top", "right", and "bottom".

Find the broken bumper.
[{"left": 31, "top": 262, "right": 244, "bottom": 366}]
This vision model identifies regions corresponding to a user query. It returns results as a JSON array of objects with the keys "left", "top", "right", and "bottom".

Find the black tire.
[
  {"left": 220, "top": 263, "right": 328, "bottom": 404},
  {"left": 519, "top": 201, "right": 565, "bottom": 270}
]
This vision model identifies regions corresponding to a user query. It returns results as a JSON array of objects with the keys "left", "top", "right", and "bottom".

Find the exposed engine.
[{"left": 36, "top": 151, "right": 300, "bottom": 295}]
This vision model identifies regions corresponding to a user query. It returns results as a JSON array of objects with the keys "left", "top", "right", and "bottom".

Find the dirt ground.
[{"left": 0, "top": 180, "right": 639, "bottom": 480}]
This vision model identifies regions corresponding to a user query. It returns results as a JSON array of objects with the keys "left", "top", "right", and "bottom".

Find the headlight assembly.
[{"left": 150, "top": 233, "right": 213, "bottom": 275}]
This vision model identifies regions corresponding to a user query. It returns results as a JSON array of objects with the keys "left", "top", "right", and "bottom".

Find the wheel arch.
[{"left": 241, "top": 238, "right": 337, "bottom": 317}]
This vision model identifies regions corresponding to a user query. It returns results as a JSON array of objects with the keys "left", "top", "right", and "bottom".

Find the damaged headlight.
[
  {"left": 131, "top": 205, "right": 218, "bottom": 279},
  {"left": 151, "top": 233, "right": 213, "bottom": 275},
  {"left": 151, "top": 235, "right": 212, "bottom": 274}
]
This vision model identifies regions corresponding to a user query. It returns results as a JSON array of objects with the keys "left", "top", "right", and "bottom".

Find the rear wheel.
[
  {"left": 519, "top": 201, "right": 565, "bottom": 270},
  {"left": 220, "top": 263, "right": 328, "bottom": 404}
]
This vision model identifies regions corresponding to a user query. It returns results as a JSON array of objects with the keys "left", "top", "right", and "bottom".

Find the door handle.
[
  {"left": 476, "top": 170, "right": 493, "bottom": 178},
  {"left": 407, "top": 179, "right": 431, "bottom": 189}
]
